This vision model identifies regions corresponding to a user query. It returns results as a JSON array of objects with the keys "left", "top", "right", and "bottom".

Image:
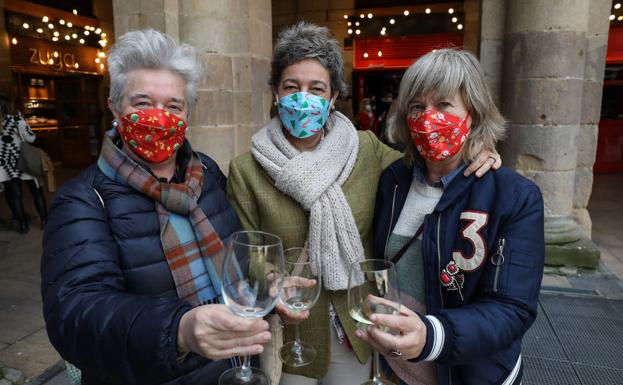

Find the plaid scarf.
[{"left": 97, "top": 136, "right": 227, "bottom": 307}]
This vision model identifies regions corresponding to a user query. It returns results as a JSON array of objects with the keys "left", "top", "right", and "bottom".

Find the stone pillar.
[
  {"left": 574, "top": 0, "right": 611, "bottom": 237},
  {"left": 112, "top": 0, "right": 273, "bottom": 171},
  {"left": 0, "top": 0, "right": 13, "bottom": 96},
  {"left": 500, "top": 0, "right": 604, "bottom": 268},
  {"left": 479, "top": 0, "right": 506, "bottom": 106},
  {"left": 463, "top": 0, "right": 481, "bottom": 55}
]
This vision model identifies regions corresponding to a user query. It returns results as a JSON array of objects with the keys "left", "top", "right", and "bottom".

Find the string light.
[
  {"left": 53, "top": 51, "right": 59, "bottom": 58},
  {"left": 403, "top": 10, "right": 409, "bottom": 16},
  {"left": 53, "top": 31, "right": 59, "bottom": 37},
  {"left": 49, "top": 58, "right": 54, "bottom": 65},
  {"left": 42, "top": 16, "right": 49, "bottom": 22},
  {"left": 22, "top": 23, "right": 29, "bottom": 29},
  {"left": 380, "top": 29, "right": 386, "bottom": 35},
  {"left": 355, "top": 21, "right": 360, "bottom": 26},
  {"left": 95, "top": 28, "right": 101, "bottom": 34},
  {"left": 79, "top": 38, "right": 85, "bottom": 44},
  {"left": 59, "top": 19, "right": 65, "bottom": 25},
  {"left": 348, "top": 28, "right": 353, "bottom": 34},
  {"left": 101, "top": 33, "right": 107, "bottom": 38},
  {"left": 619, "top": 15, "right": 623, "bottom": 20},
  {"left": 73, "top": 9, "right": 78, "bottom": 15},
  {"left": 343, "top": 14, "right": 348, "bottom": 19},
  {"left": 448, "top": 8, "right": 454, "bottom": 14},
  {"left": 390, "top": 18, "right": 395, "bottom": 24},
  {"left": 98, "top": 52, "right": 106, "bottom": 58},
  {"left": 74, "top": 62, "right": 79, "bottom": 69},
  {"left": 367, "top": 13, "right": 373, "bottom": 18},
  {"left": 610, "top": 14, "right": 616, "bottom": 20},
  {"left": 425, "top": 8, "right": 431, "bottom": 14},
  {"left": 84, "top": 30, "right": 90, "bottom": 35},
  {"left": 452, "top": 17, "right": 458, "bottom": 23},
  {"left": 616, "top": 3, "right": 621, "bottom": 9},
  {"left": 348, "top": 21, "right": 352, "bottom": 26},
  {"left": 67, "top": 22, "right": 73, "bottom": 28},
  {"left": 360, "top": 13, "right": 365, "bottom": 18},
  {"left": 11, "top": 37, "right": 17, "bottom": 45},
  {"left": 377, "top": 50, "right": 382, "bottom": 57},
  {"left": 355, "top": 29, "right": 361, "bottom": 35},
  {"left": 457, "top": 24, "right": 463, "bottom": 30},
  {"left": 65, "top": 35, "right": 71, "bottom": 40},
  {"left": 72, "top": 33, "right": 78, "bottom": 39},
  {"left": 363, "top": 52, "right": 369, "bottom": 58},
  {"left": 95, "top": 58, "right": 100, "bottom": 63},
  {"left": 52, "top": 36, "right": 58, "bottom": 41},
  {"left": 99, "top": 63, "right": 105, "bottom": 70},
  {"left": 48, "top": 23, "right": 54, "bottom": 29},
  {"left": 36, "top": 28, "right": 43, "bottom": 33}
]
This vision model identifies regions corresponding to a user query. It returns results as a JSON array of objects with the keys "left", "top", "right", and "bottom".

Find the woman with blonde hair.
[{"left": 363, "top": 48, "right": 544, "bottom": 385}]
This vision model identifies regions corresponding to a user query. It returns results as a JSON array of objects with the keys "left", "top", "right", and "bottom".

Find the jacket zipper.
[
  {"left": 383, "top": 184, "right": 399, "bottom": 259},
  {"left": 492, "top": 238, "right": 506, "bottom": 294},
  {"left": 437, "top": 213, "right": 444, "bottom": 308}
]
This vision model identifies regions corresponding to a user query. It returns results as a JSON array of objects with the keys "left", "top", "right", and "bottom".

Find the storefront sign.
[{"left": 10, "top": 35, "right": 103, "bottom": 74}]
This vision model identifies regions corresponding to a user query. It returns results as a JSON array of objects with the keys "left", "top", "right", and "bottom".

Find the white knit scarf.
[{"left": 251, "top": 111, "right": 363, "bottom": 290}]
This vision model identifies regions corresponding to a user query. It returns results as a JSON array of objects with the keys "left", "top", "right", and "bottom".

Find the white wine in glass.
[
  {"left": 278, "top": 247, "right": 321, "bottom": 367},
  {"left": 348, "top": 259, "right": 401, "bottom": 385},
  {"left": 219, "top": 231, "right": 284, "bottom": 385}
]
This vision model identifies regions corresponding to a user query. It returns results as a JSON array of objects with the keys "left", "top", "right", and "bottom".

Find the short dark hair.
[{"left": 270, "top": 22, "right": 347, "bottom": 96}]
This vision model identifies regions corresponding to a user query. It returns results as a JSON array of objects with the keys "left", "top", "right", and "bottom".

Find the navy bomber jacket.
[
  {"left": 373, "top": 159, "right": 545, "bottom": 385},
  {"left": 41, "top": 142, "right": 241, "bottom": 385}
]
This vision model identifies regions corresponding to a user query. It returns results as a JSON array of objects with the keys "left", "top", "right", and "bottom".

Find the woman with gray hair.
[
  {"left": 41, "top": 29, "right": 269, "bottom": 385},
  {"left": 227, "top": 24, "right": 501, "bottom": 385},
  {"left": 364, "top": 48, "right": 545, "bottom": 385}
]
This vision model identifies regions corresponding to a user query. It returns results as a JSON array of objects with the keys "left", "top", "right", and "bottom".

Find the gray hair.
[
  {"left": 270, "top": 22, "right": 347, "bottom": 96},
  {"left": 107, "top": 29, "right": 205, "bottom": 115},
  {"left": 389, "top": 48, "right": 506, "bottom": 168}
]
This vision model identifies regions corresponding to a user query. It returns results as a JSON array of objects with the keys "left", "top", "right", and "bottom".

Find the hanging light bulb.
[
  {"left": 73, "top": 9, "right": 78, "bottom": 15},
  {"left": 348, "top": 28, "right": 353, "bottom": 34},
  {"left": 619, "top": 15, "right": 623, "bottom": 20},
  {"left": 425, "top": 8, "right": 431, "bottom": 14},
  {"left": 79, "top": 38, "right": 85, "bottom": 44},
  {"left": 95, "top": 58, "right": 100, "bottom": 63},
  {"left": 457, "top": 24, "right": 463, "bottom": 30},
  {"left": 52, "top": 36, "right": 58, "bottom": 42},
  {"left": 67, "top": 22, "right": 73, "bottom": 28},
  {"left": 36, "top": 28, "right": 43, "bottom": 33},
  {"left": 53, "top": 51, "right": 59, "bottom": 58},
  {"left": 98, "top": 52, "right": 106, "bottom": 58},
  {"left": 74, "top": 62, "right": 79, "bottom": 69},
  {"left": 53, "top": 31, "right": 59, "bottom": 37},
  {"left": 448, "top": 8, "right": 454, "bottom": 14},
  {"left": 101, "top": 33, "right": 107, "bottom": 38},
  {"left": 49, "top": 58, "right": 54, "bottom": 65},
  {"left": 348, "top": 21, "right": 352, "bottom": 26},
  {"left": 343, "top": 14, "right": 348, "bottom": 19},
  {"left": 380, "top": 30, "right": 386, "bottom": 36},
  {"left": 360, "top": 13, "right": 365, "bottom": 18},
  {"left": 367, "top": 13, "right": 373, "bottom": 19},
  {"left": 72, "top": 33, "right": 78, "bottom": 39},
  {"left": 42, "top": 16, "right": 49, "bottom": 22},
  {"left": 59, "top": 19, "right": 65, "bottom": 25},
  {"left": 22, "top": 23, "right": 29, "bottom": 29},
  {"left": 403, "top": 10, "right": 409, "bottom": 16},
  {"left": 11, "top": 37, "right": 17, "bottom": 45},
  {"left": 615, "top": 3, "right": 621, "bottom": 9},
  {"left": 100, "top": 63, "right": 105, "bottom": 70},
  {"left": 84, "top": 30, "right": 90, "bottom": 36},
  {"left": 48, "top": 23, "right": 54, "bottom": 29},
  {"left": 377, "top": 50, "right": 382, "bottom": 57},
  {"left": 610, "top": 14, "right": 616, "bottom": 20},
  {"left": 452, "top": 17, "right": 458, "bottom": 23},
  {"left": 355, "top": 21, "right": 360, "bottom": 26},
  {"left": 355, "top": 29, "right": 361, "bottom": 35},
  {"left": 65, "top": 35, "right": 71, "bottom": 40},
  {"left": 363, "top": 52, "right": 369, "bottom": 58},
  {"left": 390, "top": 18, "right": 395, "bottom": 24},
  {"left": 95, "top": 28, "right": 101, "bottom": 34}
]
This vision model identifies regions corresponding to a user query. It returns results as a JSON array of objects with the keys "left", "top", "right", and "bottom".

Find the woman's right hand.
[
  {"left": 275, "top": 303, "right": 310, "bottom": 325},
  {"left": 177, "top": 304, "right": 271, "bottom": 360}
]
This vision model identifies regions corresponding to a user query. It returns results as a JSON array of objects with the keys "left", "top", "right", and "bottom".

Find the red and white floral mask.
[
  {"left": 117, "top": 109, "right": 187, "bottom": 163},
  {"left": 407, "top": 109, "right": 470, "bottom": 162}
]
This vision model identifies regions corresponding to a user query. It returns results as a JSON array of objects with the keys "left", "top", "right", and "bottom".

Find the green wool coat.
[{"left": 226, "top": 130, "right": 401, "bottom": 379}]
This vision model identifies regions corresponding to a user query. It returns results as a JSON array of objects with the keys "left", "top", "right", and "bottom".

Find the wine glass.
[
  {"left": 348, "top": 259, "right": 401, "bottom": 385},
  {"left": 278, "top": 247, "right": 322, "bottom": 367},
  {"left": 219, "top": 230, "right": 285, "bottom": 385}
]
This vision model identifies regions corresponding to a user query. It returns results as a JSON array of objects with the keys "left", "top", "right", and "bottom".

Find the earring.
[
  {"left": 273, "top": 100, "right": 278, "bottom": 106},
  {"left": 112, "top": 120, "right": 118, "bottom": 127}
]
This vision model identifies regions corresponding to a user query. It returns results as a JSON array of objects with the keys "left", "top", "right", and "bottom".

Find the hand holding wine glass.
[
  {"left": 277, "top": 247, "right": 321, "bottom": 367},
  {"left": 219, "top": 230, "right": 285, "bottom": 385},
  {"left": 348, "top": 259, "right": 401, "bottom": 385}
]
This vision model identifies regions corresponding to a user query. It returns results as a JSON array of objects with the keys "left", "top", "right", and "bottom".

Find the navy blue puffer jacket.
[{"left": 41, "top": 145, "right": 241, "bottom": 385}]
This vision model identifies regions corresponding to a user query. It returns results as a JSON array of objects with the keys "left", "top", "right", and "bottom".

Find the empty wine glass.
[
  {"left": 348, "top": 259, "right": 401, "bottom": 385},
  {"left": 278, "top": 247, "right": 322, "bottom": 367},
  {"left": 219, "top": 230, "right": 284, "bottom": 385}
]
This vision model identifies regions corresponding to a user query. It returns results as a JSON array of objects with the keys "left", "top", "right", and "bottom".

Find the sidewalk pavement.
[{"left": 0, "top": 173, "right": 621, "bottom": 384}]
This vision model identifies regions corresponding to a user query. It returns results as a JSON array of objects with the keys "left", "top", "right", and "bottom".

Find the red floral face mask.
[
  {"left": 407, "top": 109, "right": 470, "bottom": 162},
  {"left": 118, "top": 109, "right": 187, "bottom": 163}
]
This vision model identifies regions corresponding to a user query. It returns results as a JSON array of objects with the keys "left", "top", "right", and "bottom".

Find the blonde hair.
[{"left": 388, "top": 48, "right": 505, "bottom": 168}]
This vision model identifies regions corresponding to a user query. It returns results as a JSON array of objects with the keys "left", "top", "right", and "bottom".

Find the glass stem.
[
  {"left": 293, "top": 324, "right": 303, "bottom": 355},
  {"left": 237, "top": 355, "right": 252, "bottom": 382},
  {"left": 372, "top": 350, "right": 383, "bottom": 384}
]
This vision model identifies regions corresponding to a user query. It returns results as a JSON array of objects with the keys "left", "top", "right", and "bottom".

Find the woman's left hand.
[
  {"left": 354, "top": 306, "right": 427, "bottom": 360},
  {"left": 464, "top": 148, "right": 502, "bottom": 178}
]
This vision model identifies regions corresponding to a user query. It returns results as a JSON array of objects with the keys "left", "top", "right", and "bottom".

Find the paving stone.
[
  {"left": 0, "top": 329, "right": 61, "bottom": 379},
  {"left": 3, "top": 368, "right": 24, "bottom": 383},
  {"left": 0, "top": 300, "right": 45, "bottom": 344}
]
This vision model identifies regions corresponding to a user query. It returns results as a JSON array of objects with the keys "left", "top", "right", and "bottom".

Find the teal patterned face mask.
[{"left": 277, "top": 92, "right": 331, "bottom": 139}]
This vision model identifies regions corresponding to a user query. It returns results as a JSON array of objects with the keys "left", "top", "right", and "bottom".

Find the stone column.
[
  {"left": 0, "top": 0, "right": 13, "bottom": 96},
  {"left": 463, "top": 0, "right": 482, "bottom": 55},
  {"left": 112, "top": 0, "right": 273, "bottom": 172},
  {"left": 575, "top": 0, "right": 611, "bottom": 236},
  {"left": 479, "top": 0, "right": 506, "bottom": 106},
  {"left": 500, "top": 0, "right": 604, "bottom": 268}
]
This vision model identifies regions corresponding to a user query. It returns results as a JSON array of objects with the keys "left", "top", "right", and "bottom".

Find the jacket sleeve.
[
  {"left": 17, "top": 115, "right": 36, "bottom": 143},
  {"left": 414, "top": 183, "right": 545, "bottom": 365},
  {"left": 41, "top": 179, "right": 194, "bottom": 384},
  {"left": 366, "top": 130, "right": 402, "bottom": 169},
  {"left": 226, "top": 158, "right": 260, "bottom": 231}
]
